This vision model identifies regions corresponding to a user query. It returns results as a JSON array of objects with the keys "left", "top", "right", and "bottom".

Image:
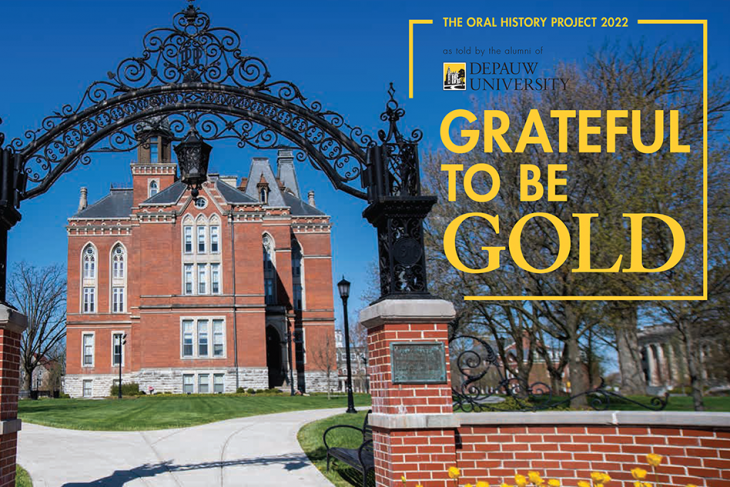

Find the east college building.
[{"left": 64, "top": 125, "right": 336, "bottom": 397}]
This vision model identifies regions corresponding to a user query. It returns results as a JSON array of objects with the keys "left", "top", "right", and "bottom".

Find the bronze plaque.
[{"left": 390, "top": 342, "right": 447, "bottom": 384}]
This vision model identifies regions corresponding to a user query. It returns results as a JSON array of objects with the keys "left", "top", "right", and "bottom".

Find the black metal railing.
[{"left": 449, "top": 334, "right": 668, "bottom": 412}]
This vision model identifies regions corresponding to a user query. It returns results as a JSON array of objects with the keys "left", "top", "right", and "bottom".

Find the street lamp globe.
[{"left": 337, "top": 277, "right": 351, "bottom": 300}]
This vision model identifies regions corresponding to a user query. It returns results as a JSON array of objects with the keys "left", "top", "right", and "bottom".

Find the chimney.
[
  {"left": 307, "top": 190, "right": 316, "bottom": 207},
  {"left": 78, "top": 187, "right": 88, "bottom": 212}
]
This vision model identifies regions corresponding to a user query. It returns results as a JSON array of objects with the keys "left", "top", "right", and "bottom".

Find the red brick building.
[{"left": 65, "top": 126, "right": 336, "bottom": 397}]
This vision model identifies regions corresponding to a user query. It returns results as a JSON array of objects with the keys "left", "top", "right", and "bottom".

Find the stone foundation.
[
  {"left": 303, "top": 370, "right": 334, "bottom": 393},
  {"left": 65, "top": 367, "right": 271, "bottom": 397}
]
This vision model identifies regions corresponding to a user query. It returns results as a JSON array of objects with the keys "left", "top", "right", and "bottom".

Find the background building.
[
  {"left": 64, "top": 126, "right": 336, "bottom": 397},
  {"left": 639, "top": 324, "right": 729, "bottom": 394},
  {"left": 334, "top": 329, "right": 369, "bottom": 393}
]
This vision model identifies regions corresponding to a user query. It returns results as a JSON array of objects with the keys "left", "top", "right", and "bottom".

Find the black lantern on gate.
[{"left": 175, "top": 129, "right": 211, "bottom": 199}]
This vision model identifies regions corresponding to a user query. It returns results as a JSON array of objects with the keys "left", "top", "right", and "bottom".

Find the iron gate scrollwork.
[
  {"left": 0, "top": 1, "right": 436, "bottom": 304},
  {"left": 450, "top": 335, "right": 669, "bottom": 412},
  {"left": 362, "top": 85, "right": 436, "bottom": 300}
]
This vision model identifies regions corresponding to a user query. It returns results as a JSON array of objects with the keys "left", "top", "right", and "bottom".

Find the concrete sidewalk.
[{"left": 18, "top": 407, "right": 344, "bottom": 486}]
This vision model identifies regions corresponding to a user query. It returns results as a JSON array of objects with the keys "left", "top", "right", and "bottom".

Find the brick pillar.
[
  {"left": 0, "top": 306, "right": 27, "bottom": 487},
  {"left": 360, "top": 299, "right": 458, "bottom": 487}
]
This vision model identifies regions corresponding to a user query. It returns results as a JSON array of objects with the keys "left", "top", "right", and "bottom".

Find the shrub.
[
  {"left": 236, "top": 387, "right": 245, "bottom": 394},
  {"left": 246, "top": 388, "right": 256, "bottom": 394},
  {"left": 58, "top": 393, "right": 71, "bottom": 399},
  {"left": 110, "top": 382, "right": 143, "bottom": 397}
]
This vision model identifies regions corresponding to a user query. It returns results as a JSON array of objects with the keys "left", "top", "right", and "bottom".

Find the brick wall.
[
  {"left": 361, "top": 299, "right": 457, "bottom": 487},
  {"left": 455, "top": 413, "right": 730, "bottom": 487}
]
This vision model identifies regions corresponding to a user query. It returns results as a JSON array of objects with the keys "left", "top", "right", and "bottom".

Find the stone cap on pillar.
[
  {"left": 0, "top": 305, "right": 28, "bottom": 334},
  {"left": 359, "top": 299, "right": 456, "bottom": 329}
]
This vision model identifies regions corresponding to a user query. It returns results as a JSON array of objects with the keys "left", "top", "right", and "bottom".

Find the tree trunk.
[
  {"left": 614, "top": 305, "right": 647, "bottom": 395},
  {"left": 566, "top": 307, "right": 589, "bottom": 408},
  {"left": 22, "top": 366, "right": 32, "bottom": 393},
  {"left": 679, "top": 319, "right": 705, "bottom": 411}
]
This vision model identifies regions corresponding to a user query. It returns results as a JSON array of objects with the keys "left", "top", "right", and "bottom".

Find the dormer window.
[
  {"left": 150, "top": 136, "right": 159, "bottom": 163},
  {"left": 259, "top": 187, "right": 268, "bottom": 204}
]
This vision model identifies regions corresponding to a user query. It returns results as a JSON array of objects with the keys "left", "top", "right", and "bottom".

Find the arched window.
[
  {"left": 260, "top": 187, "right": 268, "bottom": 204},
  {"left": 112, "top": 245, "right": 125, "bottom": 279},
  {"left": 81, "top": 244, "right": 97, "bottom": 314},
  {"left": 181, "top": 214, "right": 223, "bottom": 296},
  {"left": 149, "top": 180, "right": 159, "bottom": 197},
  {"left": 292, "top": 240, "right": 304, "bottom": 310},
  {"left": 83, "top": 245, "right": 96, "bottom": 279},
  {"left": 110, "top": 244, "right": 127, "bottom": 313},
  {"left": 263, "top": 234, "right": 276, "bottom": 305}
]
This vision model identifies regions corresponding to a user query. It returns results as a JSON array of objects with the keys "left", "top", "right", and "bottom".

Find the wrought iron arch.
[{"left": 0, "top": 1, "right": 435, "bottom": 303}]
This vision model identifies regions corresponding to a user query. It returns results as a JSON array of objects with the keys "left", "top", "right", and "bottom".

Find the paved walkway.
[{"left": 18, "top": 408, "right": 345, "bottom": 487}]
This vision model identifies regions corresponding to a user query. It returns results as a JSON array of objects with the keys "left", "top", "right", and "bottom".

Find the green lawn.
[
  {"left": 19, "top": 393, "right": 371, "bottom": 431},
  {"left": 16, "top": 465, "right": 32, "bottom": 487},
  {"left": 298, "top": 411, "right": 370, "bottom": 487}
]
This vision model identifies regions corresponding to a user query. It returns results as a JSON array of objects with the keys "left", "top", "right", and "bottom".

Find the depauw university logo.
[{"left": 443, "top": 62, "right": 466, "bottom": 90}]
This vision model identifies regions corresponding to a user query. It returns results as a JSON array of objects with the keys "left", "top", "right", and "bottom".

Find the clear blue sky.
[{"left": 1, "top": 0, "right": 728, "bottom": 324}]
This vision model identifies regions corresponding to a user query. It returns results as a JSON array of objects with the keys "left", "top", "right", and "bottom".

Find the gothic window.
[
  {"left": 149, "top": 180, "right": 159, "bottom": 197},
  {"left": 263, "top": 234, "right": 276, "bottom": 305},
  {"left": 83, "top": 287, "right": 95, "bottom": 313},
  {"left": 83, "top": 245, "right": 96, "bottom": 279},
  {"left": 110, "top": 244, "right": 127, "bottom": 313},
  {"left": 181, "top": 215, "right": 222, "bottom": 295},
  {"left": 112, "top": 245, "right": 125, "bottom": 279}
]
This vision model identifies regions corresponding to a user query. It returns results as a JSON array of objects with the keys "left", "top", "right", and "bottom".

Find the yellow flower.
[
  {"left": 401, "top": 475, "right": 407, "bottom": 485},
  {"left": 577, "top": 482, "right": 591, "bottom": 487},
  {"left": 686, "top": 485, "right": 698, "bottom": 487},
  {"left": 528, "top": 471, "right": 544, "bottom": 485},
  {"left": 632, "top": 468, "right": 647, "bottom": 480},
  {"left": 647, "top": 453, "right": 663, "bottom": 467},
  {"left": 602, "top": 474, "right": 612, "bottom": 484},
  {"left": 633, "top": 483, "right": 651, "bottom": 487},
  {"left": 515, "top": 474, "right": 528, "bottom": 487},
  {"left": 466, "top": 484, "right": 473, "bottom": 487},
  {"left": 547, "top": 480, "right": 561, "bottom": 487},
  {"left": 591, "top": 472, "right": 604, "bottom": 483},
  {"left": 448, "top": 466, "right": 461, "bottom": 479},
  {"left": 501, "top": 484, "right": 512, "bottom": 487},
  {"left": 416, "top": 484, "right": 424, "bottom": 487},
  {"left": 477, "top": 482, "right": 490, "bottom": 487}
]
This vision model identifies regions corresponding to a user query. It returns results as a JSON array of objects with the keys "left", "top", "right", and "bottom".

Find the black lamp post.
[
  {"left": 117, "top": 333, "right": 126, "bottom": 399},
  {"left": 337, "top": 276, "right": 357, "bottom": 414},
  {"left": 174, "top": 128, "right": 211, "bottom": 200}
]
